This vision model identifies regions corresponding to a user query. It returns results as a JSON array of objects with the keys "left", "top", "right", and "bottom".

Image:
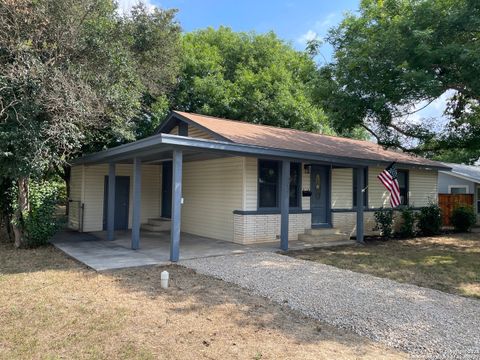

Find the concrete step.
[
  {"left": 141, "top": 218, "right": 171, "bottom": 232},
  {"left": 305, "top": 227, "right": 344, "bottom": 236},
  {"left": 147, "top": 218, "right": 171, "bottom": 226},
  {"left": 302, "top": 239, "right": 356, "bottom": 248},
  {"left": 298, "top": 232, "right": 351, "bottom": 243}
]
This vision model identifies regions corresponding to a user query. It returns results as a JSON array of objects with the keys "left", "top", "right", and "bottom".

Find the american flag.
[{"left": 377, "top": 162, "right": 401, "bottom": 207}]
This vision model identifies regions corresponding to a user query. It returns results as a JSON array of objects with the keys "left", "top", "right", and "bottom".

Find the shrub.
[
  {"left": 398, "top": 206, "right": 416, "bottom": 238},
  {"left": 417, "top": 203, "right": 442, "bottom": 236},
  {"left": 373, "top": 208, "right": 394, "bottom": 239},
  {"left": 451, "top": 206, "right": 476, "bottom": 232},
  {"left": 18, "top": 181, "right": 62, "bottom": 247}
]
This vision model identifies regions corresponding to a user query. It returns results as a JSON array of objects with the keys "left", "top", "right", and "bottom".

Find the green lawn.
[{"left": 287, "top": 233, "right": 480, "bottom": 299}]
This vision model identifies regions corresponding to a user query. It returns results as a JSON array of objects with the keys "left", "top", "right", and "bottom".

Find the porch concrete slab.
[
  {"left": 52, "top": 230, "right": 256, "bottom": 271},
  {"left": 51, "top": 230, "right": 355, "bottom": 271}
]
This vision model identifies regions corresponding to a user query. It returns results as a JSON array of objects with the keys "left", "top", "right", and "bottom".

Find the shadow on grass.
[
  {"left": 286, "top": 234, "right": 480, "bottom": 299},
  {"left": 0, "top": 242, "right": 392, "bottom": 353}
]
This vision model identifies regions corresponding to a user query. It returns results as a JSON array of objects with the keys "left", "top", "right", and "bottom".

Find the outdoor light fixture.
[{"left": 303, "top": 164, "right": 311, "bottom": 174}]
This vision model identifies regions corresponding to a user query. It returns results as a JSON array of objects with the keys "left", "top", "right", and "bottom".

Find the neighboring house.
[
  {"left": 68, "top": 111, "right": 448, "bottom": 261},
  {"left": 438, "top": 163, "right": 480, "bottom": 224}
]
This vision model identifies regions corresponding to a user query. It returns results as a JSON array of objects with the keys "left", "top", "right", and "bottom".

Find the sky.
[
  {"left": 117, "top": 0, "right": 448, "bottom": 127},
  {"left": 118, "top": 0, "right": 360, "bottom": 62}
]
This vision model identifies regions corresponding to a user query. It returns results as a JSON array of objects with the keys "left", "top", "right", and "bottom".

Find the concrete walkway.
[
  {"left": 183, "top": 252, "right": 480, "bottom": 359},
  {"left": 51, "top": 230, "right": 354, "bottom": 271}
]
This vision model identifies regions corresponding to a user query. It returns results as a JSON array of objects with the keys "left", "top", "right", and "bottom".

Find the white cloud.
[
  {"left": 406, "top": 90, "right": 454, "bottom": 128},
  {"left": 116, "top": 0, "right": 156, "bottom": 15},
  {"left": 297, "top": 12, "right": 339, "bottom": 46},
  {"left": 297, "top": 30, "right": 318, "bottom": 45}
]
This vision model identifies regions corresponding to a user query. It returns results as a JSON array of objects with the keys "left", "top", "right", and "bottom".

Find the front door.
[
  {"left": 310, "top": 165, "right": 330, "bottom": 227},
  {"left": 103, "top": 176, "right": 130, "bottom": 230},
  {"left": 161, "top": 161, "right": 172, "bottom": 218}
]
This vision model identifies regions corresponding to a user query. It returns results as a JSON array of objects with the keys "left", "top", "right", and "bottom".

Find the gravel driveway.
[{"left": 182, "top": 252, "right": 480, "bottom": 359}]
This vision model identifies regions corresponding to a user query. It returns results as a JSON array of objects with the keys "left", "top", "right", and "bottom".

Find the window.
[
  {"left": 289, "top": 163, "right": 301, "bottom": 208},
  {"left": 258, "top": 160, "right": 279, "bottom": 208},
  {"left": 397, "top": 170, "right": 409, "bottom": 205},
  {"left": 352, "top": 168, "right": 368, "bottom": 208},
  {"left": 448, "top": 185, "right": 468, "bottom": 194},
  {"left": 258, "top": 160, "right": 301, "bottom": 209}
]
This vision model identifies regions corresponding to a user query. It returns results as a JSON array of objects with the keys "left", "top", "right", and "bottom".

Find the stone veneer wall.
[{"left": 233, "top": 213, "right": 311, "bottom": 244}]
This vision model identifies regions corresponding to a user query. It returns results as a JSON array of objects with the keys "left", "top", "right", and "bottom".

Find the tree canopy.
[
  {"left": 0, "top": 0, "right": 181, "bottom": 246},
  {"left": 171, "top": 27, "right": 332, "bottom": 133},
  {"left": 316, "top": 0, "right": 480, "bottom": 163},
  {"left": 0, "top": 0, "right": 181, "bottom": 179}
]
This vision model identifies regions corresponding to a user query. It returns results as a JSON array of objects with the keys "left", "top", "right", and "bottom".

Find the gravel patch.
[{"left": 182, "top": 252, "right": 480, "bottom": 359}]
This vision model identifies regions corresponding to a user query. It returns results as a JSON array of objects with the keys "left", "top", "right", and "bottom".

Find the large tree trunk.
[{"left": 12, "top": 177, "right": 29, "bottom": 248}]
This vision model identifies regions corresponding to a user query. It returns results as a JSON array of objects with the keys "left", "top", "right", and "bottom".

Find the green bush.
[
  {"left": 451, "top": 206, "right": 476, "bottom": 232},
  {"left": 373, "top": 208, "right": 394, "bottom": 239},
  {"left": 398, "top": 206, "right": 416, "bottom": 238},
  {"left": 417, "top": 203, "right": 442, "bottom": 236},
  {"left": 22, "top": 181, "right": 61, "bottom": 247}
]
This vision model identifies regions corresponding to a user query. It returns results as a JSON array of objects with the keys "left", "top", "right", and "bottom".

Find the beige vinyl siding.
[
  {"left": 81, "top": 164, "right": 161, "bottom": 232},
  {"left": 331, "top": 168, "right": 353, "bottom": 209},
  {"left": 68, "top": 165, "right": 84, "bottom": 230},
  {"left": 409, "top": 169, "right": 438, "bottom": 207},
  {"left": 368, "top": 167, "right": 438, "bottom": 208},
  {"left": 301, "top": 163, "right": 310, "bottom": 210},
  {"left": 243, "top": 157, "right": 258, "bottom": 211},
  {"left": 368, "top": 166, "right": 391, "bottom": 208},
  {"left": 168, "top": 124, "right": 216, "bottom": 140},
  {"left": 188, "top": 126, "right": 216, "bottom": 140},
  {"left": 181, "top": 157, "right": 243, "bottom": 241}
]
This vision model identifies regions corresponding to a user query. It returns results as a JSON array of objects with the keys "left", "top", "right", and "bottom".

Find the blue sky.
[
  {"left": 117, "top": 0, "right": 448, "bottom": 125},
  {"left": 119, "top": 0, "right": 360, "bottom": 62}
]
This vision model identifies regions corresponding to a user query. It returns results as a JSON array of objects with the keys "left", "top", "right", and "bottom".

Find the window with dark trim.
[
  {"left": 258, "top": 160, "right": 279, "bottom": 208},
  {"left": 353, "top": 168, "right": 368, "bottom": 208},
  {"left": 258, "top": 160, "right": 301, "bottom": 209},
  {"left": 397, "top": 170, "right": 409, "bottom": 205},
  {"left": 289, "top": 163, "right": 301, "bottom": 208}
]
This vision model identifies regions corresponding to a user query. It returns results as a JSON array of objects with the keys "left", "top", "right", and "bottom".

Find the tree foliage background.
[
  {"left": 0, "top": 0, "right": 181, "bottom": 246},
  {"left": 172, "top": 27, "right": 333, "bottom": 133},
  {"left": 317, "top": 0, "right": 480, "bottom": 164}
]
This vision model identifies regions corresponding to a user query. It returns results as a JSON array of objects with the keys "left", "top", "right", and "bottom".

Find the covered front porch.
[
  {"left": 70, "top": 133, "right": 367, "bottom": 263},
  {"left": 51, "top": 229, "right": 352, "bottom": 271}
]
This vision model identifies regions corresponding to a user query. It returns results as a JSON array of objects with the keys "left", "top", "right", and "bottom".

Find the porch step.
[
  {"left": 141, "top": 218, "right": 171, "bottom": 232},
  {"left": 304, "top": 228, "right": 344, "bottom": 236},
  {"left": 298, "top": 227, "right": 351, "bottom": 243}
]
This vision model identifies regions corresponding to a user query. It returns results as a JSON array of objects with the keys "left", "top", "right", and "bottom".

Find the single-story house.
[
  {"left": 68, "top": 111, "right": 449, "bottom": 261},
  {"left": 438, "top": 163, "right": 480, "bottom": 224}
]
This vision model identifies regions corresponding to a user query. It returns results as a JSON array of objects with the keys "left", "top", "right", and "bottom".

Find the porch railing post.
[
  {"left": 280, "top": 160, "right": 290, "bottom": 251},
  {"left": 131, "top": 157, "right": 142, "bottom": 250},
  {"left": 107, "top": 162, "right": 116, "bottom": 241},
  {"left": 356, "top": 166, "right": 365, "bottom": 244},
  {"left": 170, "top": 150, "right": 183, "bottom": 262}
]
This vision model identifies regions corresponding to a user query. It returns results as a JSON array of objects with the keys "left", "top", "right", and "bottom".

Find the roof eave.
[{"left": 70, "top": 134, "right": 450, "bottom": 170}]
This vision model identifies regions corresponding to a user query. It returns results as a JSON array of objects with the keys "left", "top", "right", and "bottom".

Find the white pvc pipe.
[{"left": 161, "top": 270, "right": 169, "bottom": 289}]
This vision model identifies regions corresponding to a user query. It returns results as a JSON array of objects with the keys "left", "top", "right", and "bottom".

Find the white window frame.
[{"left": 448, "top": 185, "right": 469, "bottom": 194}]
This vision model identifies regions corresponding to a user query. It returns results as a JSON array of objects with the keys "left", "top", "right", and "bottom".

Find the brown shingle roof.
[{"left": 173, "top": 111, "right": 445, "bottom": 168}]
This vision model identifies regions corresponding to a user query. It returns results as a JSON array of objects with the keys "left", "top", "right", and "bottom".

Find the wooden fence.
[{"left": 438, "top": 194, "right": 474, "bottom": 226}]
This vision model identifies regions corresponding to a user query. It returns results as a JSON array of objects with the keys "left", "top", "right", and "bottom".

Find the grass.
[
  {"left": 287, "top": 233, "right": 480, "bottom": 299},
  {"left": 0, "top": 243, "right": 405, "bottom": 359}
]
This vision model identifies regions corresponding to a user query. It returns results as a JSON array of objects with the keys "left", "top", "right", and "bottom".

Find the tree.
[
  {"left": 0, "top": 0, "right": 181, "bottom": 246},
  {"left": 171, "top": 27, "right": 332, "bottom": 133},
  {"left": 317, "top": 0, "right": 480, "bottom": 163}
]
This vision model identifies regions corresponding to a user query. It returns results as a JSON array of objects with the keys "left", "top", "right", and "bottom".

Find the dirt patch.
[
  {"left": 0, "top": 243, "right": 405, "bottom": 359},
  {"left": 286, "top": 233, "right": 480, "bottom": 298}
]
